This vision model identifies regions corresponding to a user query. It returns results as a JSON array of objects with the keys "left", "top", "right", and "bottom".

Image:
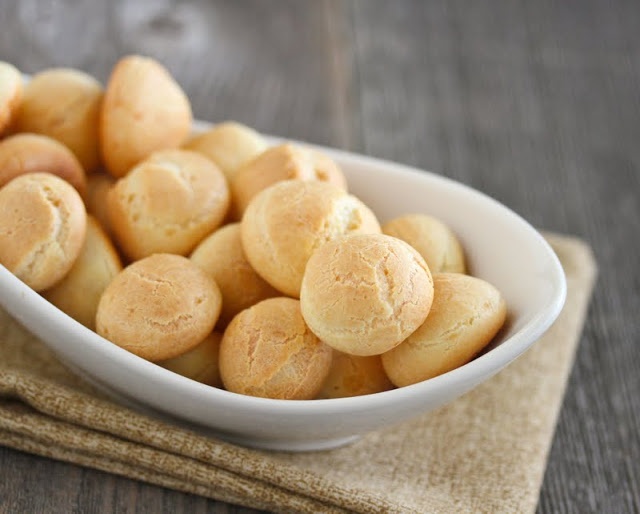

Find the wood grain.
[{"left": 1, "top": 0, "right": 638, "bottom": 512}]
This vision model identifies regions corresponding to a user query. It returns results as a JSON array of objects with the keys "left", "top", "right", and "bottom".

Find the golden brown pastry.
[
  {"left": 317, "top": 352, "right": 394, "bottom": 399},
  {"left": 107, "top": 149, "right": 229, "bottom": 261},
  {"left": 184, "top": 121, "right": 267, "bottom": 181},
  {"left": 159, "top": 331, "right": 223, "bottom": 388},
  {"left": 96, "top": 254, "right": 221, "bottom": 362},
  {"left": 0, "top": 133, "right": 87, "bottom": 195},
  {"left": 190, "top": 223, "right": 278, "bottom": 329},
  {"left": 43, "top": 216, "right": 122, "bottom": 330},
  {"left": 300, "top": 233, "right": 434, "bottom": 356},
  {"left": 14, "top": 68, "right": 103, "bottom": 172},
  {"left": 230, "top": 143, "right": 347, "bottom": 219},
  {"left": 0, "top": 172, "right": 86, "bottom": 291},
  {"left": 0, "top": 61, "right": 22, "bottom": 136},
  {"left": 85, "top": 171, "right": 115, "bottom": 236},
  {"left": 381, "top": 273, "right": 507, "bottom": 387},
  {"left": 100, "top": 55, "right": 192, "bottom": 178},
  {"left": 241, "top": 180, "right": 380, "bottom": 297},
  {"left": 382, "top": 213, "right": 466, "bottom": 273},
  {"left": 219, "top": 297, "right": 333, "bottom": 400}
]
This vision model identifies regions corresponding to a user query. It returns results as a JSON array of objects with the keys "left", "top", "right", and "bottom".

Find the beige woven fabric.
[{"left": 0, "top": 234, "right": 597, "bottom": 514}]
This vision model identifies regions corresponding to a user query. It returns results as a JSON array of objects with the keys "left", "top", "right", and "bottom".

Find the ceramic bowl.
[{"left": 0, "top": 121, "right": 566, "bottom": 451}]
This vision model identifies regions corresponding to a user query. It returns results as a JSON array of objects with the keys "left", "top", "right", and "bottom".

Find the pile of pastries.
[{"left": 0, "top": 56, "right": 507, "bottom": 400}]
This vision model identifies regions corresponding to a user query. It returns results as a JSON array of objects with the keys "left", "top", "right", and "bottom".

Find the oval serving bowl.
[{"left": 0, "top": 121, "right": 566, "bottom": 451}]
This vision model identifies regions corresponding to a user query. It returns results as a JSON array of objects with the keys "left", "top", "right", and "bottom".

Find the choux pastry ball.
[
  {"left": 96, "top": 254, "right": 221, "bottom": 362},
  {"left": 100, "top": 55, "right": 192, "bottom": 178},
  {"left": 184, "top": 121, "right": 267, "bottom": 181},
  {"left": 230, "top": 143, "right": 347, "bottom": 219},
  {"left": 107, "top": 149, "right": 230, "bottom": 261},
  {"left": 85, "top": 171, "right": 115, "bottom": 236},
  {"left": 317, "top": 352, "right": 394, "bottom": 399},
  {"left": 219, "top": 297, "right": 333, "bottom": 400},
  {"left": 190, "top": 223, "right": 278, "bottom": 329},
  {"left": 0, "top": 133, "right": 87, "bottom": 196},
  {"left": 241, "top": 179, "right": 380, "bottom": 297},
  {"left": 14, "top": 68, "right": 103, "bottom": 172},
  {"left": 159, "top": 331, "right": 223, "bottom": 388},
  {"left": 43, "top": 215, "right": 122, "bottom": 330},
  {"left": 382, "top": 213, "right": 466, "bottom": 273},
  {"left": 300, "top": 233, "right": 434, "bottom": 356},
  {"left": 0, "top": 61, "right": 23, "bottom": 136},
  {"left": 381, "top": 273, "right": 507, "bottom": 387},
  {"left": 0, "top": 172, "right": 87, "bottom": 291}
]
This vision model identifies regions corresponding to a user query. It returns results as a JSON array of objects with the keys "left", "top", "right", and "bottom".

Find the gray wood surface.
[{"left": 1, "top": 0, "right": 639, "bottom": 512}]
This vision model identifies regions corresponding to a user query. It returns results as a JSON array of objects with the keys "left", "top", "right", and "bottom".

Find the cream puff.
[
  {"left": 0, "top": 133, "right": 87, "bottom": 196},
  {"left": 96, "top": 254, "right": 221, "bottom": 362},
  {"left": 43, "top": 215, "right": 122, "bottom": 329},
  {"left": 241, "top": 179, "right": 380, "bottom": 297},
  {"left": 300, "top": 233, "right": 434, "bottom": 356},
  {"left": 184, "top": 121, "right": 267, "bottom": 181},
  {"left": 382, "top": 213, "right": 466, "bottom": 273},
  {"left": 381, "top": 273, "right": 507, "bottom": 386},
  {"left": 0, "top": 172, "right": 86, "bottom": 291},
  {"left": 100, "top": 55, "right": 192, "bottom": 178},
  {"left": 230, "top": 143, "right": 347, "bottom": 219},
  {"left": 219, "top": 297, "right": 333, "bottom": 400},
  {"left": 190, "top": 223, "right": 278, "bottom": 328},
  {"left": 107, "top": 149, "right": 229, "bottom": 260},
  {"left": 15, "top": 68, "right": 103, "bottom": 172},
  {"left": 0, "top": 61, "right": 23, "bottom": 136}
]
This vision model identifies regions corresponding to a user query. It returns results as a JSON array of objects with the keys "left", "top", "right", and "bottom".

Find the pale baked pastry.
[
  {"left": 381, "top": 273, "right": 507, "bottom": 387},
  {"left": 219, "top": 297, "right": 333, "bottom": 400},
  {"left": 300, "top": 233, "right": 434, "bottom": 356},
  {"left": 85, "top": 171, "right": 115, "bottom": 236},
  {"left": 107, "top": 149, "right": 229, "bottom": 261},
  {"left": 230, "top": 143, "right": 347, "bottom": 219},
  {"left": 190, "top": 223, "right": 278, "bottom": 329},
  {"left": 184, "top": 121, "right": 267, "bottom": 181},
  {"left": 0, "top": 133, "right": 87, "bottom": 196},
  {"left": 100, "top": 55, "right": 192, "bottom": 178},
  {"left": 0, "top": 61, "right": 22, "bottom": 136},
  {"left": 96, "top": 254, "right": 221, "bottom": 362},
  {"left": 159, "top": 331, "right": 223, "bottom": 388},
  {"left": 241, "top": 180, "right": 380, "bottom": 297},
  {"left": 382, "top": 213, "right": 466, "bottom": 273},
  {"left": 15, "top": 68, "right": 103, "bottom": 171},
  {"left": 317, "top": 352, "right": 394, "bottom": 399},
  {"left": 0, "top": 172, "right": 86, "bottom": 291},
  {"left": 43, "top": 216, "right": 122, "bottom": 330}
]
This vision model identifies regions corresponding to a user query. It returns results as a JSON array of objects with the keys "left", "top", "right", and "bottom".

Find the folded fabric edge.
[
  {"left": 0, "top": 371, "right": 400, "bottom": 514},
  {"left": 0, "top": 401, "right": 352, "bottom": 514}
]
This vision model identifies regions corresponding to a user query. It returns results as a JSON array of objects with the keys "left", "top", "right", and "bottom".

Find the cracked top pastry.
[
  {"left": 241, "top": 179, "right": 380, "bottom": 298},
  {"left": 0, "top": 172, "right": 86, "bottom": 291},
  {"left": 96, "top": 253, "right": 221, "bottom": 362},
  {"left": 107, "top": 149, "right": 229, "bottom": 261},
  {"left": 300, "top": 233, "right": 434, "bottom": 356},
  {"left": 219, "top": 297, "right": 332, "bottom": 400}
]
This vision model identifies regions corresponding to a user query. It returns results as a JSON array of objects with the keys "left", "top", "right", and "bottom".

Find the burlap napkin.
[{"left": 0, "top": 233, "right": 597, "bottom": 514}]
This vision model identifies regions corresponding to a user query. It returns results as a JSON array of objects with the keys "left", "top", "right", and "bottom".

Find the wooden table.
[{"left": 1, "top": 1, "right": 638, "bottom": 512}]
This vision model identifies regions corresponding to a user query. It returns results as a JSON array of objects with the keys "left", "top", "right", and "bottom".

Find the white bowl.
[{"left": 0, "top": 121, "right": 566, "bottom": 451}]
